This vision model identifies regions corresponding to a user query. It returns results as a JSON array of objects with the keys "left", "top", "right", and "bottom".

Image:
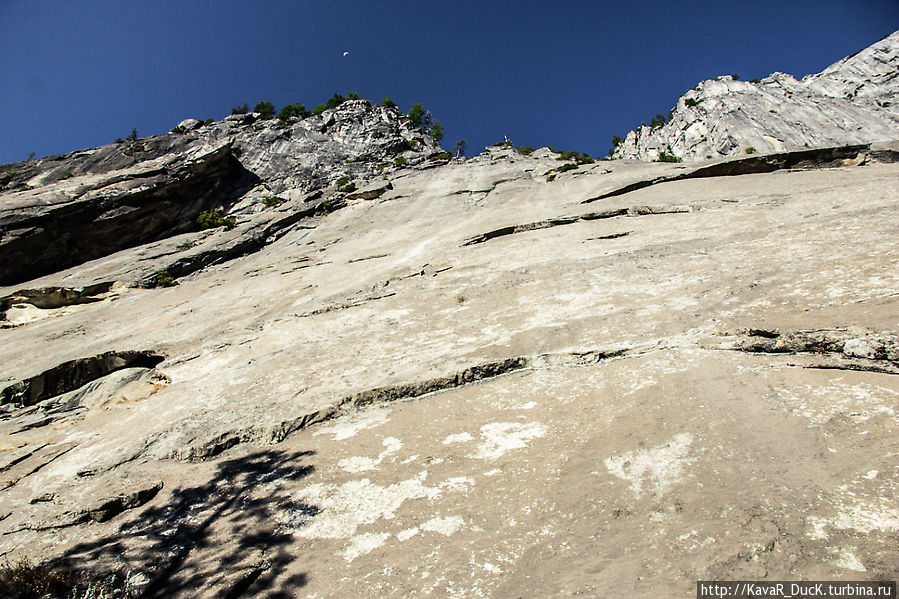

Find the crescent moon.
[{"left": 343, "top": 51, "right": 350, "bottom": 57}]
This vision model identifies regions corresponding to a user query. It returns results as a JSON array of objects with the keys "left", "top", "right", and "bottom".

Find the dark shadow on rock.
[
  {"left": 0, "top": 146, "right": 261, "bottom": 287},
  {"left": 56, "top": 449, "right": 316, "bottom": 598}
]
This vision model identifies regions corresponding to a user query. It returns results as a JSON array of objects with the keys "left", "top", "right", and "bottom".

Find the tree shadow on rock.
[{"left": 57, "top": 449, "right": 316, "bottom": 598}]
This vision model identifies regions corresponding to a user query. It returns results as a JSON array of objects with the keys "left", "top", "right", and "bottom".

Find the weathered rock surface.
[
  {"left": 613, "top": 30, "right": 899, "bottom": 161},
  {"left": 0, "top": 99, "right": 897, "bottom": 596}
]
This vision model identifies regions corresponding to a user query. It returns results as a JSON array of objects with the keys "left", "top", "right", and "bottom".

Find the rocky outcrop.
[
  {"left": 613, "top": 30, "right": 899, "bottom": 161},
  {"left": 0, "top": 145, "right": 257, "bottom": 286},
  {"left": 0, "top": 99, "right": 438, "bottom": 288}
]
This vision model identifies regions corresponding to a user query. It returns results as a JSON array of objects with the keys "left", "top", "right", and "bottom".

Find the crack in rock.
[
  {"left": 462, "top": 206, "right": 689, "bottom": 246},
  {"left": 177, "top": 347, "right": 634, "bottom": 461},
  {"left": 583, "top": 143, "right": 888, "bottom": 204}
]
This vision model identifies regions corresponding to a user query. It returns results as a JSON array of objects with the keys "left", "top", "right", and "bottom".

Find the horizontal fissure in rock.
[
  {"left": 582, "top": 143, "right": 875, "bottom": 204},
  {"left": 462, "top": 206, "right": 687, "bottom": 246},
  {"left": 178, "top": 348, "right": 634, "bottom": 461}
]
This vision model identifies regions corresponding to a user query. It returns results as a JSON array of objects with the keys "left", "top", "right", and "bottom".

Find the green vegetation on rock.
[
  {"left": 154, "top": 270, "right": 177, "bottom": 287},
  {"left": 431, "top": 121, "right": 444, "bottom": 143},
  {"left": 197, "top": 209, "right": 236, "bottom": 230},
  {"left": 326, "top": 94, "right": 346, "bottom": 109},
  {"left": 254, "top": 101, "right": 276, "bottom": 120},
  {"left": 555, "top": 150, "right": 594, "bottom": 164},
  {"left": 277, "top": 103, "right": 311, "bottom": 122},
  {"left": 407, "top": 104, "right": 426, "bottom": 128},
  {"left": 655, "top": 151, "right": 682, "bottom": 163}
]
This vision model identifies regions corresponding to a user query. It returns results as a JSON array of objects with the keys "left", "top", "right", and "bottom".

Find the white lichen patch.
[
  {"left": 343, "top": 531, "right": 391, "bottom": 562},
  {"left": 472, "top": 422, "right": 547, "bottom": 460},
  {"left": 833, "top": 547, "right": 867, "bottom": 572},
  {"left": 442, "top": 432, "right": 474, "bottom": 445},
  {"left": 313, "top": 409, "right": 390, "bottom": 440},
  {"left": 397, "top": 527, "right": 419, "bottom": 541},
  {"left": 807, "top": 498, "right": 899, "bottom": 540},
  {"left": 338, "top": 437, "right": 403, "bottom": 473},
  {"left": 287, "top": 471, "right": 440, "bottom": 538},
  {"left": 286, "top": 470, "right": 471, "bottom": 541},
  {"left": 604, "top": 432, "right": 695, "bottom": 495},
  {"left": 420, "top": 515, "right": 464, "bottom": 536},
  {"left": 336, "top": 455, "right": 380, "bottom": 473},
  {"left": 807, "top": 473, "right": 899, "bottom": 541}
]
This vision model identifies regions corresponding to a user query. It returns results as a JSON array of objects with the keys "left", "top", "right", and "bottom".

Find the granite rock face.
[
  {"left": 613, "top": 30, "right": 899, "bottom": 161},
  {"left": 0, "top": 96, "right": 897, "bottom": 595}
]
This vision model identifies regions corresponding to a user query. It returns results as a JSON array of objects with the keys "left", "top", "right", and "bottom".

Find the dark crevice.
[
  {"left": 583, "top": 143, "right": 879, "bottom": 204},
  {"left": 80, "top": 482, "right": 165, "bottom": 524},
  {"left": 347, "top": 357, "right": 531, "bottom": 408},
  {"left": 0, "top": 145, "right": 260, "bottom": 286},
  {"left": 0, "top": 350, "right": 165, "bottom": 407},
  {"left": 585, "top": 231, "right": 631, "bottom": 241},
  {"left": 462, "top": 206, "right": 687, "bottom": 246},
  {"left": 802, "top": 362, "right": 899, "bottom": 375}
]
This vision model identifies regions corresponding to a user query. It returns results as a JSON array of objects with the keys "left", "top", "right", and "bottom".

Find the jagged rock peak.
[
  {"left": 0, "top": 98, "right": 439, "bottom": 196},
  {"left": 612, "top": 30, "right": 899, "bottom": 161}
]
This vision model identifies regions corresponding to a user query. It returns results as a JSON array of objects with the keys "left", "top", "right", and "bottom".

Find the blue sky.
[{"left": 1, "top": 1, "right": 896, "bottom": 164}]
